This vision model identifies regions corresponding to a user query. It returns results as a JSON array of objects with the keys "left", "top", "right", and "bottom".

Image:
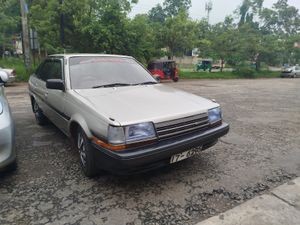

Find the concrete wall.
[
  {"left": 160, "top": 56, "right": 200, "bottom": 65},
  {"left": 173, "top": 56, "right": 199, "bottom": 65}
]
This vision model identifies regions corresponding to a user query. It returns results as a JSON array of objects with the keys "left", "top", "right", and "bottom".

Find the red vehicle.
[{"left": 147, "top": 60, "right": 179, "bottom": 82}]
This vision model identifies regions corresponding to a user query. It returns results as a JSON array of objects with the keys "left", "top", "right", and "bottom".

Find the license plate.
[{"left": 170, "top": 149, "right": 199, "bottom": 164}]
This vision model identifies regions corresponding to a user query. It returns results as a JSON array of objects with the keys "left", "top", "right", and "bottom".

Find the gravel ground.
[{"left": 1, "top": 78, "right": 300, "bottom": 225}]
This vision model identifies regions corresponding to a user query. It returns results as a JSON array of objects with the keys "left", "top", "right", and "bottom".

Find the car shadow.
[{"left": 0, "top": 163, "right": 18, "bottom": 179}]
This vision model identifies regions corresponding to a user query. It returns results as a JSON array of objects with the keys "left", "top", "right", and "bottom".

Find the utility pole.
[
  {"left": 20, "top": 0, "right": 31, "bottom": 70},
  {"left": 205, "top": 1, "right": 213, "bottom": 24},
  {"left": 60, "top": 0, "right": 65, "bottom": 50}
]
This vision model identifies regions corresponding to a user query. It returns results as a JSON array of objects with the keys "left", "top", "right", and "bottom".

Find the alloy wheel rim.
[
  {"left": 77, "top": 132, "right": 87, "bottom": 167},
  {"left": 33, "top": 101, "right": 39, "bottom": 113}
]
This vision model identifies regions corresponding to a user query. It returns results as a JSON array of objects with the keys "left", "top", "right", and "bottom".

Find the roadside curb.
[{"left": 196, "top": 177, "right": 300, "bottom": 225}]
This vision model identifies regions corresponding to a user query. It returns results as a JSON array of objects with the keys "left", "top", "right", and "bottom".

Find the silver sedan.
[
  {"left": 281, "top": 66, "right": 300, "bottom": 78},
  {"left": 28, "top": 54, "right": 229, "bottom": 177},
  {"left": 0, "top": 71, "right": 16, "bottom": 171}
]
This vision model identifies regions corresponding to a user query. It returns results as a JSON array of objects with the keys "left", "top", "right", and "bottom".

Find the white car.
[
  {"left": 28, "top": 54, "right": 229, "bottom": 177},
  {"left": 281, "top": 65, "right": 300, "bottom": 78},
  {"left": 0, "top": 67, "right": 16, "bottom": 83}
]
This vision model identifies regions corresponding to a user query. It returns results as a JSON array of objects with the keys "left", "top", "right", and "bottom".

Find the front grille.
[{"left": 155, "top": 113, "right": 210, "bottom": 139}]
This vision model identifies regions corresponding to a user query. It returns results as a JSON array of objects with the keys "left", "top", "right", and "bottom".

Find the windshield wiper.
[
  {"left": 133, "top": 81, "right": 158, "bottom": 86},
  {"left": 92, "top": 83, "right": 132, "bottom": 88}
]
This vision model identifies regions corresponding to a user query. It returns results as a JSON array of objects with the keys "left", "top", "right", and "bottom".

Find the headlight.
[
  {"left": 108, "top": 122, "right": 156, "bottom": 145},
  {"left": 125, "top": 122, "right": 156, "bottom": 143},
  {"left": 208, "top": 107, "right": 222, "bottom": 124}
]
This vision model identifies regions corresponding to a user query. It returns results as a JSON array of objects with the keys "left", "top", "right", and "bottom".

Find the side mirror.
[
  {"left": 46, "top": 79, "right": 65, "bottom": 91},
  {"left": 0, "top": 71, "right": 9, "bottom": 84}
]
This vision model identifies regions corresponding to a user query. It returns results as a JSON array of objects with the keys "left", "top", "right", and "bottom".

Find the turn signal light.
[
  {"left": 92, "top": 137, "right": 127, "bottom": 151},
  {"left": 91, "top": 136, "right": 156, "bottom": 151}
]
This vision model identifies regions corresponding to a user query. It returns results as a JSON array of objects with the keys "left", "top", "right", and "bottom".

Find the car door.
[
  {"left": 33, "top": 60, "right": 53, "bottom": 113},
  {"left": 44, "top": 58, "right": 69, "bottom": 134}
]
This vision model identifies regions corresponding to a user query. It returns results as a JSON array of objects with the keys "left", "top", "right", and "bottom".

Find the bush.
[
  {"left": 0, "top": 57, "right": 37, "bottom": 81},
  {"left": 233, "top": 65, "right": 256, "bottom": 78}
]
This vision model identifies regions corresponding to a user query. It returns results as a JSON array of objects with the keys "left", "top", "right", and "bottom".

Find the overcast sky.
[{"left": 130, "top": 0, "right": 300, "bottom": 24}]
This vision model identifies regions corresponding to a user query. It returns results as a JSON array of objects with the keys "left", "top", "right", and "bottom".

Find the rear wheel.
[
  {"left": 76, "top": 128, "right": 98, "bottom": 177},
  {"left": 3, "top": 160, "right": 17, "bottom": 172},
  {"left": 32, "top": 99, "right": 48, "bottom": 125}
]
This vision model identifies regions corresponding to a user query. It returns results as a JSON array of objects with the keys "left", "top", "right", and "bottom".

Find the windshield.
[{"left": 69, "top": 56, "right": 157, "bottom": 89}]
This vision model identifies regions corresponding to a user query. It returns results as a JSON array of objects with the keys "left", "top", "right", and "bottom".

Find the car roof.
[{"left": 49, "top": 53, "right": 133, "bottom": 59}]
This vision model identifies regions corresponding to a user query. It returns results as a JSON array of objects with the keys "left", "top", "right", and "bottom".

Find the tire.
[
  {"left": 32, "top": 99, "right": 48, "bottom": 125},
  {"left": 153, "top": 74, "right": 161, "bottom": 82},
  {"left": 76, "top": 127, "right": 98, "bottom": 177},
  {"left": 1, "top": 160, "right": 17, "bottom": 173},
  {"left": 6, "top": 160, "right": 17, "bottom": 172},
  {"left": 173, "top": 77, "right": 179, "bottom": 82}
]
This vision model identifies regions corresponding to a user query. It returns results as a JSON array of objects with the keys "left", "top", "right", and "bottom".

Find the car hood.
[
  {"left": 282, "top": 67, "right": 294, "bottom": 72},
  {"left": 74, "top": 84, "right": 219, "bottom": 125}
]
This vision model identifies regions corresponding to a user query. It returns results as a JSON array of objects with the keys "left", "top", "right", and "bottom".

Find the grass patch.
[
  {"left": 179, "top": 70, "right": 280, "bottom": 79},
  {"left": 179, "top": 71, "right": 239, "bottom": 79},
  {"left": 0, "top": 57, "right": 37, "bottom": 81},
  {"left": 254, "top": 71, "right": 281, "bottom": 78}
]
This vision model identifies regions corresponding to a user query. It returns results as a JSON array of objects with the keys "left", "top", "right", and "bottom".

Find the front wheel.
[
  {"left": 153, "top": 74, "right": 161, "bottom": 83},
  {"left": 76, "top": 128, "right": 98, "bottom": 177},
  {"left": 32, "top": 99, "right": 48, "bottom": 125},
  {"left": 173, "top": 77, "right": 179, "bottom": 82}
]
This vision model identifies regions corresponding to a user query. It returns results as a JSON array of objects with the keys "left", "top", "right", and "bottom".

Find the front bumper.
[
  {"left": 281, "top": 72, "right": 293, "bottom": 77},
  {"left": 7, "top": 75, "right": 16, "bottom": 83},
  {"left": 92, "top": 123, "right": 229, "bottom": 174}
]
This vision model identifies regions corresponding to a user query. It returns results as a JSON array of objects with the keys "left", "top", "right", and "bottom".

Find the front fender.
[{"left": 68, "top": 113, "right": 93, "bottom": 138}]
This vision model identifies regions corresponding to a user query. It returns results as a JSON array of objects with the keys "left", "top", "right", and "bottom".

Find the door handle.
[{"left": 44, "top": 92, "right": 48, "bottom": 98}]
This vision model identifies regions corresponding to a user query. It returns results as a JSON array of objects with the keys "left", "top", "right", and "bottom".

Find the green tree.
[
  {"left": 126, "top": 14, "right": 162, "bottom": 63},
  {"left": 0, "top": 0, "right": 20, "bottom": 56},
  {"left": 163, "top": 0, "right": 191, "bottom": 17},
  {"left": 260, "top": 0, "right": 300, "bottom": 35},
  {"left": 238, "top": 0, "right": 263, "bottom": 28},
  {"left": 148, "top": 4, "right": 166, "bottom": 23},
  {"left": 30, "top": 0, "right": 65, "bottom": 53},
  {"left": 259, "top": 0, "right": 300, "bottom": 64},
  {"left": 210, "top": 21, "right": 242, "bottom": 71},
  {"left": 161, "top": 10, "right": 197, "bottom": 58},
  {"left": 30, "top": 0, "right": 138, "bottom": 54}
]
